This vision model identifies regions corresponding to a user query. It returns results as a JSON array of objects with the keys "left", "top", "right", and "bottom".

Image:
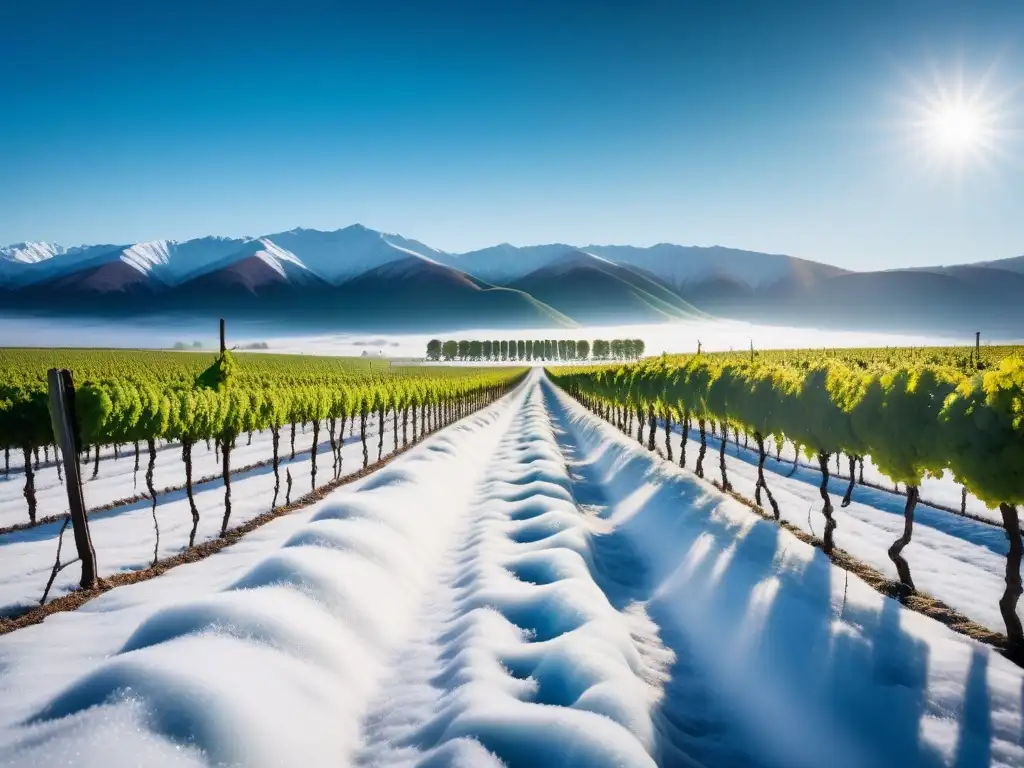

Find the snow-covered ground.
[
  {"left": 642, "top": 420, "right": 1018, "bottom": 634},
  {"left": 706, "top": 431, "right": 998, "bottom": 524},
  {"left": 0, "top": 418, "right": 380, "bottom": 529},
  {"left": 0, "top": 371, "right": 1020, "bottom": 766},
  {"left": 0, "top": 418, "right": 384, "bottom": 614}
]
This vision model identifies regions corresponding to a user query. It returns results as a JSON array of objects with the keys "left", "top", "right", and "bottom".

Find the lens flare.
[
  {"left": 896, "top": 60, "right": 1017, "bottom": 174},
  {"left": 926, "top": 101, "right": 985, "bottom": 152}
]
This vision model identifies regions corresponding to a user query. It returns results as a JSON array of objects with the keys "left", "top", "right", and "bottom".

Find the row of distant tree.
[{"left": 425, "top": 338, "right": 645, "bottom": 362}]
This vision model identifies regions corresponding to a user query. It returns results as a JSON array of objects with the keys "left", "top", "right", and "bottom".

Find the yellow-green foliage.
[
  {"left": 0, "top": 347, "right": 525, "bottom": 450},
  {"left": 549, "top": 349, "right": 1024, "bottom": 508}
]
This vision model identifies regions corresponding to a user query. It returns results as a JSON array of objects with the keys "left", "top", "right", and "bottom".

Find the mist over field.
[{"left": 0, "top": 314, "right": 990, "bottom": 358}]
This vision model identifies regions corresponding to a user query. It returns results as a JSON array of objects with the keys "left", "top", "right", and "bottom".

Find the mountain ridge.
[
  {"left": 6, "top": 225, "right": 1021, "bottom": 287},
  {"left": 2, "top": 225, "right": 1021, "bottom": 335},
  {"left": 508, "top": 249, "right": 710, "bottom": 325}
]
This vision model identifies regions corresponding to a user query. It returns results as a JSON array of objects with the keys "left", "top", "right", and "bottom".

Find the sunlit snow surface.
[
  {"left": 0, "top": 419, "right": 384, "bottom": 613},
  {"left": 0, "top": 373, "right": 1021, "bottom": 767}
]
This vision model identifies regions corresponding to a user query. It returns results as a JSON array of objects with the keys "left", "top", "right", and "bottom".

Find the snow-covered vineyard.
[
  {"left": 0, "top": 418, "right": 386, "bottom": 613},
  {"left": 0, "top": 372, "right": 1022, "bottom": 766}
]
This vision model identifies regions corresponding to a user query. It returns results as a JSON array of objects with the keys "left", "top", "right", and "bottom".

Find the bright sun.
[
  {"left": 900, "top": 63, "right": 1010, "bottom": 170},
  {"left": 927, "top": 102, "right": 985, "bottom": 152}
]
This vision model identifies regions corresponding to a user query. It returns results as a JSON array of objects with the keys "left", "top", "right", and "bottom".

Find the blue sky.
[{"left": 1, "top": 0, "right": 1021, "bottom": 269}]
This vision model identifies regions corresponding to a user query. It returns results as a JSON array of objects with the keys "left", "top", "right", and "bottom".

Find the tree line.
[{"left": 426, "top": 338, "right": 645, "bottom": 363}]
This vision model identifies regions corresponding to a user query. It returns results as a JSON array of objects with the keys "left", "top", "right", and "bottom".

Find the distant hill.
[
  {"left": 583, "top": 243, "right": 847, "bottom": 291},
  {"left": 968, "top": 254, "right": 1024, "bottom": 275},
  {"left": 0, "top": 247, "right": 575, "bottom": 332},
  {"left": 330, "top": 256, "right": 577, "bottom": 330},
  {"left": 508, "top": 250, "right": 708, "bottom": 324},
  {"left": 688, "top": 264, "right": 1024, "bottom": 337},
  {"left": 1, "top": 225, "right": 1021, "bottom": 335},
  {"left": 449, "top": 243, "right": 578, "bottom": 284}
]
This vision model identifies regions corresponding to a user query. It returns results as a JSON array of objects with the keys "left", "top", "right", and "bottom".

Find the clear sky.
[{"left": 1, "top": 0, "right": 1022, "bottom": 269}]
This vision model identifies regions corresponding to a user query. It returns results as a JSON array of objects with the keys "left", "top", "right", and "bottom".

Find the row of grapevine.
[
  {"left": 670, "top": 343, "right": 1024, "bottom": 373},
  {"left": 548, "top": 356, "right": 1024, "bottom": 653},
  {"left": 1, "top": 352, "right": 526, "bottom": 532},
  {"left": 5, "top": 352, "right": 526, "bottom": 608},
  {"left": 1, "top": 348, "right": 456, "bottom": 482},
  {"left": 425, "top": 338, "right": 645, "bottom": 362}
]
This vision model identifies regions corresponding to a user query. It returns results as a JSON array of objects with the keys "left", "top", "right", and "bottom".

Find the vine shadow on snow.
[
  {"left": 542, "top": 381, "right": 995, "bottom": 768},
  {"left": 668, "top": 423, "right": 1008, "bottom": 558}
]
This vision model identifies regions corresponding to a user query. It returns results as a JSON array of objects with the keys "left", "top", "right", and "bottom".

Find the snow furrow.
[
  {"left": 355, "top": 385, "right": 661, "bottom": 766},
  {"left": 0, "top": 387, "right": 523, "bottom": 767}
]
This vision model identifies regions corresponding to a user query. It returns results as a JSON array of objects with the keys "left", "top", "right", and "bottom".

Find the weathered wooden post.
[
  {"left": 47, "top": 369, "right": 98, "bottom": 589},
  {"left": 220, "top": 317, "right": 226, "bottom": 354},
  {"left": 975, "top": 331, "right": 981, "bottom": 368}
]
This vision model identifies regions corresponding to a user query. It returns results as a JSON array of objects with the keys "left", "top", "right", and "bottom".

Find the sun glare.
[
  {"left": 926, "top": 101, "right": 985, "bottom": 152},
  {"left": 899, "top": 61, "right": 1013, "bottom": 172}
]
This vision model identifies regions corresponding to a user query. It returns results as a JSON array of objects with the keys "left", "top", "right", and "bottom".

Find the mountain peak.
[
  {"left": 529, "top": 249, "right": 617, "bottom": 277},
  {"left": 0, "top": 241, "right": 66, "bottom": 264},
  {"left": 258, "top": 225, "right": 445, "bottom": 284},
  {"left": 339, "top": 223, "right": 377, "bottom": 236}
]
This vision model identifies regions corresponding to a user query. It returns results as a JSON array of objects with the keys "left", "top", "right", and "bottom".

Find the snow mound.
[
  {"left": 0, "top": 393, "right": 521, "bottom": 766},
  {"left": 356, "top": 387, "right": 659, "bottom": 767}
]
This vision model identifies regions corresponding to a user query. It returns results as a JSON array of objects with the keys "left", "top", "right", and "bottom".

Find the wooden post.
[
  {"left": 975, "top": 331, "right": 981, "bottom": 368},
  {"left": 47, "top": 369, "right": 98, "bottom": 589},
  {"left": 220, "top": 318, "right": 226, "bottom": 354}
]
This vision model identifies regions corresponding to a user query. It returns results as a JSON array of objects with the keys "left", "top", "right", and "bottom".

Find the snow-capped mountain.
[
  {"left": 48, "top": 255, "right": 155, "bottom": 294},
  {"left": 446, "top": 242, "right": 845, "bottom": 289},
  {"left": 0, "top": 227, "right": 442, "bottom": 291},
  {"left": 582, "top": 243, "right": 847, "bottom": 290},
  {"left": 352, "top": 252, "right": 474, "bottom": 285},
  {"left": 1, "top": 239, "right": 255, "bottom": 291},
  {"left": 518, "top": 248, "right": 619, "bottom": 278},
  {"left": 507, "top": 249, "right": 707, "bottom": 324},
  {"left": 263, "top": 225, "right": 454, "bottom": 284},
  {"left": 3, "top": 224, "right": 1022, "bottom": 334},
  {"left": 0, "top": 242, "right": 67, "bottom": 265},
  {"left": 0, "top": 243, "right": 121, "bottom": 286},
  {"left": 447, "top": 243, "right": 577, "bottom": 284},
  {"left": 122, "top": 237, "right": 253, "bottom": 285},
  {"left": 183, "top": 238, "right": 318, "bottom": 292},
  {"left": 331, "top": 255, "right": 576, "bottom": 329},
  {"left": 0, "top": 242, "right": 66, "bottom": 286},
  {"left": 0, "top": 228, "right": 835, "bottom": 292}
]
